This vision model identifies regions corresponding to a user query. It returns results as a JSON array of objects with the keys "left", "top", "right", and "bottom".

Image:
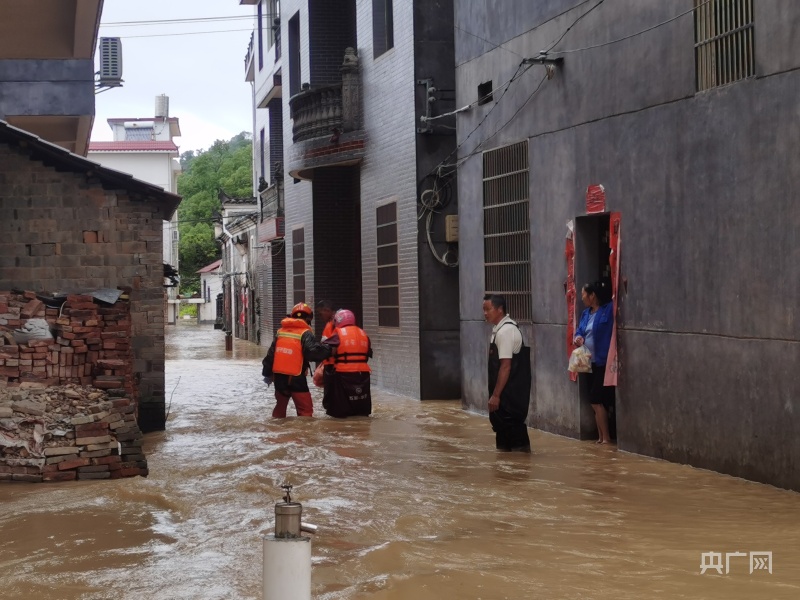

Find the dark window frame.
[
  {"left": 288, "top": 12, "right": 301, "bottom": 96},
  {"left": 292, "top": 227, "right": 306, "bottom": 305},
  {"left": 372, "top": 0, "right": 394, "bottom": 58},
  {"left": 376, "top": 201, "right": 399, "bottom": 328}
]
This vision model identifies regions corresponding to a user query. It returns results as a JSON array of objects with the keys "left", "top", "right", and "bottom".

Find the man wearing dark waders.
[{"left": 483, "top": 294, "right": 532, "bottom": 452}]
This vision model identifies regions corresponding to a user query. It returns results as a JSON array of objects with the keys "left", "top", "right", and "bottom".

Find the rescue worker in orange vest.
[
  {"left": 321, "top": 309, "right": 372, "bottom": 418},
  {"left": 261, "top": 302, "right": 333, "bottom": 418},
  {"left": 312, "top": 299, "right": 337, "bottom": 387},
  {"left": 315, "top": 299, "right": 336, "bottom": 341}
]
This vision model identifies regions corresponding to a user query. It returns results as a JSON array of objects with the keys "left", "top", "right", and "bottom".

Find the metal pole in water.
[{"left": 263, "top": 485, "right": 316, "bottom": 600}]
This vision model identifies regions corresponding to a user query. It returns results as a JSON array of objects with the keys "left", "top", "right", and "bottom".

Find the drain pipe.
[{"left": 263, "top": 485, "right": 317, "bottom": 600}]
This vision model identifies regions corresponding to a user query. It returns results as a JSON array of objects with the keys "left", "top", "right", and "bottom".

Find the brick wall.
[
  {"left": 308, "top": 0, "right": 357, "bottom": 86},
  {"left": 258, "top": 241, "right": 286, "bottom": 345},
  {"left": 0, "top": 290, "right": 133, "bottom": 394},
  {"left": 0, "top": 142, "right": 168, "bottom": 431},
  {"left": 357, "top": 0, "right": 421, "bottom": 397}
]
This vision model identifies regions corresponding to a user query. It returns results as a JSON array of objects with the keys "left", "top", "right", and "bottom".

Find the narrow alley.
[{"left": 0, "top": 323, "right": 798, "bottom": 600}]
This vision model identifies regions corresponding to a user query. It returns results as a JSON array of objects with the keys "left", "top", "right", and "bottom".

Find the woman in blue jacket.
[{"left": 574, "top": 281, "right": 615, "bottom": 444}]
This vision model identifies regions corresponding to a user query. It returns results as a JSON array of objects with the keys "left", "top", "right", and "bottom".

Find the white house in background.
[
  {"left": 197, "top": 259, "right": 223, "bottom": 324},
  {"left": 88, "top": 95, "right": 183, "bottom": 324}
]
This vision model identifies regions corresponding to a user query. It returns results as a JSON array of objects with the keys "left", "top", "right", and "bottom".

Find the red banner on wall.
[
  {"left": 565, "top": 221, "right": 577, "bottom": 382},
  {"left": 586, "top": 184, "right": 606, "bottom": 214},
  {"left": 604, "top": 213, "right": 621, "bottom": 386}
]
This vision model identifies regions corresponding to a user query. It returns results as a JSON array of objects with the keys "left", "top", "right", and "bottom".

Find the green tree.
[{"left": 176, "top": 132, "right": 252, "bottom": 294}]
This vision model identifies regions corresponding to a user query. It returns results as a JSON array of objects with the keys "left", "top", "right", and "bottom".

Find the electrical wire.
[
  {"left": 453, "top": 24, "right": 523, "bottom": 59},
  {"left": 543, "top": 0, "right": 606, "bottom": 53},
  {"left": 550, "top": 0, "right": 712, "bottom": 55},
  {"left": 111, "top": 28, "right": 253, "bottom": 39},
  {"left": 102, "top": 15, "right": 255, "bottom": 27}
]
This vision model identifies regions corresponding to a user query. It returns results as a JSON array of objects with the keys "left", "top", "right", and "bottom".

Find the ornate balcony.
[
  {"left": 288, "top": 84, "right": 343, "bottom": 143},
  {"left": 287, "top": 48, "right": 365, "bottom": 179},
  {"left": 258, "top": 182, "right": 284, "bottom": 242},
  {"left": 260, "top": 182, "right": 283, "bottom": 220}
]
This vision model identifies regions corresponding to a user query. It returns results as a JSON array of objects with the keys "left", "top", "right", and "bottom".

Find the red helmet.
[
  {"left": 333, "top": 309, "right": 356, "bottom": 327},
  {"left": 291, "top": 302, "right": 313, "bottom": 320}
]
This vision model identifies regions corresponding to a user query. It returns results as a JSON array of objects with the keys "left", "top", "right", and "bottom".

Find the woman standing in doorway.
[{"left": 574, "top": 281, "right": 615, "bottom": 444}]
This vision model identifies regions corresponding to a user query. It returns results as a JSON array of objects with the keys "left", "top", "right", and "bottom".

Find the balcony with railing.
[
  {"left": 258, "top": 182, "right": 284, "bottom": 242},
  {"left": 289, "top": 84, "right": 343, "bottom": 143},
  {"left": 244, "top": 30, "right": 255, "bottom": 82},
  {"left": 286, "top": 48, "right": 365, "bottom": 179}
]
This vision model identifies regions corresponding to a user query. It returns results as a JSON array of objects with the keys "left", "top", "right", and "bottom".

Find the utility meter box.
[{"left": 445, "top": 214, "right": 459, "bottom": 243}]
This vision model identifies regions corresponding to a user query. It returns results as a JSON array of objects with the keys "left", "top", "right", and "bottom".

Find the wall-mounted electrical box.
[{"left": 445, "top": 214, "right": 459, "bottom": 243}]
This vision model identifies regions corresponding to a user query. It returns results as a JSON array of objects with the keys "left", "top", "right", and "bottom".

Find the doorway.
[{"left": 574, "top": 213, "right": 617, "bottom": 441}]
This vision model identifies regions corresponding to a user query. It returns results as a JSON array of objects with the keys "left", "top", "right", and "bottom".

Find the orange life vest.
[
  {"left": 321, "top": 320, "right": 336, "bottom": 366},
  {"left": 272, "top": 318, "right": 312, "bottom": 376},
  {"left": 333, "top": 326, "right": 371, "bottom": 373}
]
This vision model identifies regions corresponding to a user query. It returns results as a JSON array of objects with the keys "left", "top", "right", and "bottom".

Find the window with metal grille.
[
  {"left": 694, "top": 0, "right": 754, "bottom": 92},
  {"left": 376, "top": 201, "right": 399, "bottom": 327},
  {"left": 292, "top": 227, "right": 305, "bottom": 304},
  {"left": 483, "top": 141, "right": 532, "bottom": 322}
]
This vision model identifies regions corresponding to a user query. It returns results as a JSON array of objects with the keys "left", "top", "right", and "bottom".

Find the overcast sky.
[{"left": 91, "top": 1, "right": 255, "bottom": 154}]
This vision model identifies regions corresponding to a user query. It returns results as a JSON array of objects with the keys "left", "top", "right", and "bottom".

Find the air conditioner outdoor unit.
[{"left": 98, "top": 37, "right": 123, "bottom": 87}]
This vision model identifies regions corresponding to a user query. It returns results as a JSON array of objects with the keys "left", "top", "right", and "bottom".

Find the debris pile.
[
  {"left": 0, "top": 289, "right": 133, "bottom": 397},
  {"left": 0, "top": 383, "right": 147, "bottom": 483}
]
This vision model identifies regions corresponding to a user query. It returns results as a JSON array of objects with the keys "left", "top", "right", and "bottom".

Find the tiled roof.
[
  {"left": 0, "top": 120, "right": 181, "bottom": 220},
  {"left": 88, "top": 141, "right": 179, "bottom": 152},
  {"left": 197, "top": 259, "right": 223, "bottom": 274}
]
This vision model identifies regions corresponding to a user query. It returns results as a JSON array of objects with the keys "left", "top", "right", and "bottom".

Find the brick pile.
[
  {"left": 0, "top": 384, "right": 147, "bottom": 483},
  {"left": 0, "top": 290, "right": 134, "bottom": 398}
]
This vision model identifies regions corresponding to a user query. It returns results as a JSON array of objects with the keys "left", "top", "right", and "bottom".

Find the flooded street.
[{"left": 1, "top": 323, "right": 799, "bottom": 599}]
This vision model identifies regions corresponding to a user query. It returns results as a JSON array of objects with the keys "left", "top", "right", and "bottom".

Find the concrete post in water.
[
  {"left": 263, "top": 485, "right": 317, "bottom": 600},
  {"left": 225, "top": 332, "right": 232, "bottom": 351}
]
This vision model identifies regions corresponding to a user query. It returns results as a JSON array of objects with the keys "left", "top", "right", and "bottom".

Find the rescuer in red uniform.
[{"left": 261, "top": 302, "right": 333, "bottom": 418}]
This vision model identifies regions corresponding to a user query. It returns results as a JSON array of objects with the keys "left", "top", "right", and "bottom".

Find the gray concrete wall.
[
  {"left": 0, "top": 59, "right": 95, "bottom": 117},
  {"left": 455, "top": 1, "right": 800, "bottom": 489},
  {"left": 357, "top": 0, "right": 422, "bottom": 398}
]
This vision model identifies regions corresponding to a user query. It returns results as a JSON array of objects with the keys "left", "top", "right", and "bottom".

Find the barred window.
[
  {"left": 483, "top": 141, "right": 532, "bottom": 322},
  {"left": 376, "top": 201, "right": 399, "bottom": 327},
  {"left": 694, "top": 0, "right": 754, "bottom": 92},
  {"left": 292, "top": 227, "right": 305, "bottom": 305}
]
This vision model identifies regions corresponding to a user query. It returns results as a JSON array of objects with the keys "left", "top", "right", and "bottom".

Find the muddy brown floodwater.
[{"left": 1, "top": 323, "right": 799, "bottom": 599}]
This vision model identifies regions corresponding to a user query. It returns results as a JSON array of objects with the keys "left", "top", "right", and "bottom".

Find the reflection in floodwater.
[{"left": 0, "top": 323, "right": 799, "bottom": 599}]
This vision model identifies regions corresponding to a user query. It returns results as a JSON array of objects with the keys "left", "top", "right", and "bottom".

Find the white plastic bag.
[{"left": 568, "top": 346, "right": 592, "bottom": 373}]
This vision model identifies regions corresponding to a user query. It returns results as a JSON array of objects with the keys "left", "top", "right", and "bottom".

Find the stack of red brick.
[
  {"left": 0, "top": 290, "right": 133, "bottom": 398},
  {"left": 0, "top": 385, "right": 148, "bottom": 483}
]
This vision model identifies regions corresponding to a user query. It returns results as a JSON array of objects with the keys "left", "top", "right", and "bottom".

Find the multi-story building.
[
  {"left": 88, "top": 96, "right": 183, "bottom": 323},
  {"left": 238, "top": 0, "right": 461, "bottom": 400},
  {"left": 0, "top": 0, "right": 103, "bottom": 155},
  {"left": 0, "top": 0, "right": 180, "bottom": 432},
  {"left": 215, "top": 191, "right": 259, "bottom": 342},
  {"left": 454, "top": 2, "right": 800, "bottom": 490}
]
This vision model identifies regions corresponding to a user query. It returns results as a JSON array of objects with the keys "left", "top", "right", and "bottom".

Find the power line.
[
  {"left": 453, "top": 24, "right": 523, "bottom": 59},
  {"left": 110, "top": 28, "right": 253, "bottom": 39},
  {"left": 544, "top": 0, "right": 605, "bottom": 53},
  {"left": 101, "top": 15, "right": 255, "bottom": 27},
  {"left": 551, "top": 0, "right": 711, "bottom": 55}
]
